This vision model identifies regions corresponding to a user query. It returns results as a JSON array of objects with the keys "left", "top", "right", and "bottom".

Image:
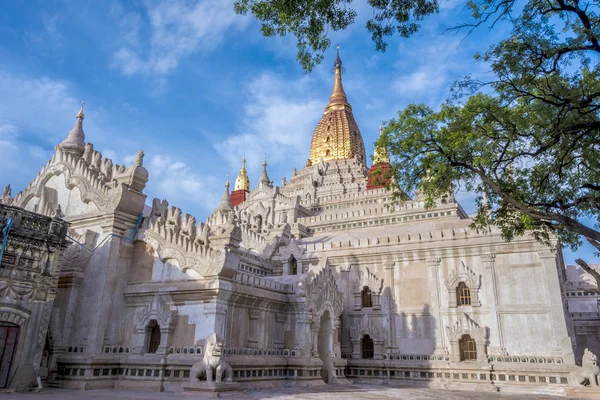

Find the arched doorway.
[
  {"left": 147, "top": 320, "right": 161, "bottom": 354},
  {"left": 0, "top": 322, "right": 19, "bottom": 388},
  {"left": 361, "top": 334, "right": 374, "bottom": 359},
  {"left": 317, "top": 310, "right": 334, "bottom": 383},
  {"left": 289, "top": 256, "right": 297, "bottom": 275}
]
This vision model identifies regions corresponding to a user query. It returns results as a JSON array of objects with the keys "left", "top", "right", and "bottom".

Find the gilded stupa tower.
[
  {"left": 307, "top": 48, "right": 366, "bottom": 165},
  {"left": 231, "top": 158, "right": 250, "bottom": 207}
]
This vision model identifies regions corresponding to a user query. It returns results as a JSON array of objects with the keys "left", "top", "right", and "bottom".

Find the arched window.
[
  {"left": 325, "top": 149, "right": 331, "bottom": 157},
  {"left": 459, "top": 334, "right": 477, "bottom": 361},
  {"left": 361, "top": 335, "right": 374, "bottom": 359},
  {"left": 147, "top": 320, "right": 161, "bottom": 354},
  {"left": 457, "top": 282, "right": 471, "bottom": 306},
  {"left": 326, "top": 136, "right": 331, "bottom": 143},
  {"left": 289, "top": 257, "right": 297, "bottom": 275},
  {"left": 361, "top": 287, "right": 373, "bottom": 308}
]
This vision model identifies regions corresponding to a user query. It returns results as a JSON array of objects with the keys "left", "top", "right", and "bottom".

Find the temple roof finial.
[
  {"left": 373, "top": 123, "right": 390, "bottom": 165},
  {"left": 258, "top": 155, "right": 272, "bottom": 189},
  {"left": 59, "top": 101, "right": 86, "bottom": 156},
  {"left": 217, "top": 174, "right": 233, "bottom": 212},
  {"left": 77, "top": 99, "right": 85, "bottom": 119},
  {"left": 334, "top": 44, "right": 342, "bottom": 69},
  {"left": 234, "top": 157, "right": 250, "bottom": 191},
  {"left": 327, "top": 45, "right": 348, "bottom": 111}
]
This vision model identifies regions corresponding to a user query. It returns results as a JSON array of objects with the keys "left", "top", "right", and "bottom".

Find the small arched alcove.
[
  {"left": 147, "top": 319, "right": 161, "bottom": 354},
  {"left": 289, "top": 256, "right": 298, "bottom": 275},
  {"left": 361, "top": 334, "right": 374, "bottom": 359},
  {"left": 361, "top": 286, "right": 373, "bottom": 308}
]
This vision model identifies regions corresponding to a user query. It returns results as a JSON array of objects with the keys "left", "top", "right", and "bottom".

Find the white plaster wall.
[
  {"left": 151, "top": 258, "right": 192, "bottom": 281},
  {"left": 45, "top": 174, "right": 99, "bottom": 215},
  {"left": 500, "top": 313, "right": 553, "bottom": 355},
  {"left": 176, "top": 303, "right": 213, "bottom": 344}
]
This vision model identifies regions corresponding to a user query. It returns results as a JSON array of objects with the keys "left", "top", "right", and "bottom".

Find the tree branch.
[{"left": 575, "top": 258, "right": 600, "bottom": 290}]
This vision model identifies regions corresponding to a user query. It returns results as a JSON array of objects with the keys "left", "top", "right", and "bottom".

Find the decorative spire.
[
  {"left": 334, "top": 44, "right": 342, "bottom": 68},
  {"left": 307, "top": 47, "right": 366, "bottom": 165},
  {"left": 234, "top": 157, "right": 250, "bottom": 191},
  {"left": 327, "top": 44, "right": 349, "bottom": 111},
  {"left": 258, "top": 156, "right": 272, "bottom": 189},
  {"left": 217, "top": 175, "right": 233, "bottom": 212},
  {"left": 59, "top": 100, "right": 86, "bottom": 155},
  {"left": 77, "top": 99, "right": 85, "bottom": 119},
  {"left": 373, "top": 124, "right": 390, "bottom": 164}
]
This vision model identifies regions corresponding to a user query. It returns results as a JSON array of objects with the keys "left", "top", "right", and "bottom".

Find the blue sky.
[{"left": 0, "top": 0, "right": 595, "bottom": 264}]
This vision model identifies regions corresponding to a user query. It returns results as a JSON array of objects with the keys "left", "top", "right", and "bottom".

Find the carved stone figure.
[
  {"left": 82, "top": 143, "right": 94, "bottom": 164},
  {"left": 92, "top": 151, "right": 102, "bottom": 170},
  {"left": 189, "top": 333, "right": 232, "bottom": 383},
  {"left": 1, "top": 184, "right": 13, "bottom": 205},
  {"left": 134, "top": 149, "right": 144, "bottom": 167},
  {"left": 101, "top": 158, "right": 113, "bottom": 181},
  {"left": 54, "top": 204, "right": 65, "bottom": 220},
  {"left": 200, "top": 224, "right": 211, "bottom": 247},
  {"left": 168, "top": 207, "right": 181, "bottom": 228},
  {"left": 182, "top": 215, "right": 196, "bottom": 238},
  {"left": 570, "top": 348, "right": 600, "bottom": 386}
]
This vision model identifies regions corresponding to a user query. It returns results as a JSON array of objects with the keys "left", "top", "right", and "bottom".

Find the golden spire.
[
  {"left": 234, "top": 158, "right": 250, "bottom": 191},
  {"left": 326, "top": 45, "right": 350, "bottom": 112},
  {"left": 307, "top": 46, "right": 366, "bottom": 165},
  {"left": 373, "top": 124, "right": 390, "bottom": 164}
]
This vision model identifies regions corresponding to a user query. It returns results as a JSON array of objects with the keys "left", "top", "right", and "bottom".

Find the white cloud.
[
  {"left": 393, "top": 70, "right": 448, "bottom": 93},
  {"left": 0, "top": 71, "right": 81, "bottom": 144},
  {"left": 145, "top": 154, "right": 220, "bottom": 214},
  {"left": 111, "top": 0, "right": 248, "bottom": 77},
  {"left": 0, "top": 123, "right": 53, "bottom": 191},
  {"left": 215, "top": 73, "right": 322, "bottom": 178},
  {"left": 0, "top": 68, "right": 222, "bottom": 218},
  {"left": 391, "top": 37, "right": 465, "bottom": 103}
]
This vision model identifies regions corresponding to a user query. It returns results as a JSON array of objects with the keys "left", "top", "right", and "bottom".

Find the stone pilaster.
[
  {"left": 311, "top": 321, "right": 320, "bottom": 357},
  {"left": 295, "top": 312, "right": 312, "bottom": 356},
  {"left": 350, "top": 339, "right": 361, "bottom": 359},
  {"left": 247, "top": 309, "right": 260, "bottom": 348},
  {"left": 274, "top": 312, "right": 286, "bottom": 349},
  {"left": 373, "top": 338, "right": 385, "bottom": 360},
  {"left": 481, "top": 253, "right": 506, "bottom": 356},
  {"left": 538, "top": 250, "right": 575, "bottom": 362},
  {"left": 427, "top": 257, "right": 446, "bottom": 356},
  {"left": 384, "top": 259, "right": 398, "bottom": 353}
]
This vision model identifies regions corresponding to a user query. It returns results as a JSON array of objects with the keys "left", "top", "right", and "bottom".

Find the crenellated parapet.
[
  {"left": 142, "top": 198, "right": 242, "bottom": 278},
  {"left": 12, "top": 144, "right": 148, "bottom": 219}
]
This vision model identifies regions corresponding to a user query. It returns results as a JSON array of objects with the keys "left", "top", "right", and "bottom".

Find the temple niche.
[{"left": 0, "top": 51, "right": 596, "bottom": 396}]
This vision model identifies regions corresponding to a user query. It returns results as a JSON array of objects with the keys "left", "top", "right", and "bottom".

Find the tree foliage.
[
  {"left": 238, "top": 0, "right": 600, "bottom": 284},
  {"left": 234, "top": 0, "right": 439, "bottom": 71},
  {"left": 378, "top": 0, "right": 600, "bottom": 283}
]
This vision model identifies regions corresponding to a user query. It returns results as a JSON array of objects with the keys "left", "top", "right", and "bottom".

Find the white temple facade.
[{"left": 1, "top": 53, "right": 598, "bottom": 394}]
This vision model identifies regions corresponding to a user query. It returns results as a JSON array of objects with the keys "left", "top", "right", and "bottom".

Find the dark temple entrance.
[{"left": 0, "top": 322, "right": 19, "bottom": 388}]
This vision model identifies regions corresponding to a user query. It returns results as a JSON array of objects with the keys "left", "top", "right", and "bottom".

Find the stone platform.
[{"left": 0, "top": 384, "right": 589, "bottom": 399}]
